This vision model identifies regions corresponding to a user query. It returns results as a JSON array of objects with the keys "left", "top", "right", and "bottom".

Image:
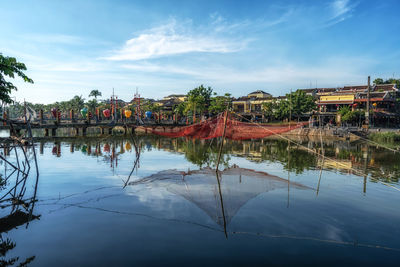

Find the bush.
[{"left": 369, "top": 132, "right": 400, "bottom": 143}]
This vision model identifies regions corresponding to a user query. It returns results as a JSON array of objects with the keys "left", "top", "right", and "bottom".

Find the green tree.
[
  {"left": 89, "top": 89, "right": 102, "bottom": 99},
  {"left": 261, "top": 100, "right": 277, "bottom": 121},
  {"left": 86, "top": 99, "right": 99, "bottom": 112},
  {"left": 385, "top": 78, "right": 400, "bottom": 88},
  {"left": 185, "top": 85, "right": 213, "bottom": 114},
  {"left": 70, "top": 95, "right": 85, "bottom": 112},
  {"left": 373, "top": 77, "right": 400, "bottom": 87},
  {"left": 287, "top": 90, "right": 316, "bottom": 121},
  {"left": 209, "top": 93, "right": 231, "bottom": 114},
  {"left": 0, "top": 54, "right": 33, "bottom": 104},
  {"left": 142, "top": 100, "right": 160, "bottom": 113},
  {"left": 174, "top": 102, "right": 187, "bottom": 115},
  {"left": 338, "top": 106, "right": 355, "bottom": 123},
  {"left": 274, "top": 99, "right": 291, "bottom": 120},
  {"left": 373, "top": 78, "right": 384, "bottom": 85}
]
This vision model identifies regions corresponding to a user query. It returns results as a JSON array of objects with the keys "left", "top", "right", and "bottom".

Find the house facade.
[{"left": 232, "top": 90, "right": 273, "bottom": 114}]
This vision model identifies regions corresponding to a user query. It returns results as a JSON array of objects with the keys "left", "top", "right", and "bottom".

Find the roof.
[
  {"left": 158, "top": 99, "right": 181, "bottom": 106},
  {"left": 343, "top": 84, "right": 397, "bottom": 92},
  {"left": 374, "top": 84, "right": 397, "bottom": 91},
  {"left": 248, "top": 90, "right": 269, "bottom": 95},
  {"left": 165, "top": 94, "right": 186, "bottom": 98},
  {"left": 232, "top": 97, "right": 250, "bottom": 102},
  {"left": 355, "top": 92, "right": 395, "bottom": 102},
  {"left": 317, "top": 88, "right": 337, "bottom": 93},
  {"left": 299, "top": 88, "right": 316, "bottom": 93},
  {"left": 299, "top": 88, "right": 337, "bottom": 93}
]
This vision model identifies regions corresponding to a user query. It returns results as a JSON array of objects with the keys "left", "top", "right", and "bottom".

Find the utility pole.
[{"left": 366, "top": 76, "right": 371, "bottom": 130}]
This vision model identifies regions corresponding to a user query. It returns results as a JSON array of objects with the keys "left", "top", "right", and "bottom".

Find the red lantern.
[
  {"left": 51, "top": 108, "right": 57, "bottom": 118},
  {"left": 103, "top": 109, "right": 111, "bottom": 118},
  {"left": 353, "top": 103, "right": 358, "bottom": 107}
]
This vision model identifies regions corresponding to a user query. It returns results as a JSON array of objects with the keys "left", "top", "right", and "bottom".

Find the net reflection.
[{"left": 129, "top": 165, "right": 311, "bottom": 236}]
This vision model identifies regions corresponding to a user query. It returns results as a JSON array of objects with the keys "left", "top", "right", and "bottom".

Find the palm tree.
[
  {"left": 89, "top": 89, "right": 102, "bottom": 99},
  {"left": 70, "top": 95, "right": 85, "bottom": 112}
]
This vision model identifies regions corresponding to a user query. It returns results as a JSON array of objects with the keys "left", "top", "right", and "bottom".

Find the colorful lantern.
[
  {"left": 353, "top": 103, "right": 358, "bottom": 107},
  {"left": 124, "top": 110, "right": 132, "bottom": 118},
  {"left": 372, "top": 103, "right": 377, "bottom": 107},
  {"left": 51, "top": 108, "right": 57, "bottom": 118},
  {"left": 103, "top": 109, "right": 111, "bottom": 118},
  {"left": 125, "top": 141, "right": 132, "bottom": 151},
  {"left": 145, "top": 111, "right": 152, "bottom": 118},
  {"left": 81, "top": 107, "right": 88, "bottom": 118}
]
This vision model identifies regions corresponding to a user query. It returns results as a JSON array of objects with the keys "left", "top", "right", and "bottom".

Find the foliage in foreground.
[{"left": 0, "top": 54, "right": 33, "bottom": 104}]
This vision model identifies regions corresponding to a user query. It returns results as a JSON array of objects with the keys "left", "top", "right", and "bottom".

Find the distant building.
[
  {"left": 232, "top": 91, "right": 273, "bottom": 114},
  {"left": 317, "top": 84, "right": 398, "bottom": 113},
  {"left": 163, "top": 94, "right": 187, "bottom": 102},
  {"left": 155, "top": 98, "right": 182, "bottom": 112},
  {"left": 247, "top": 90, "right": 272, "bottom": 99}
]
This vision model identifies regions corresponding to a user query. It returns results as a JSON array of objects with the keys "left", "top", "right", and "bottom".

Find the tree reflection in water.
[
  {"left": 26, "top": 135, "right": 400, "bottom": 254},
  {"left": 44, "top": 135, "right": 400, "bottom": 184},
  {"left": 0, "top": 142, "right": 39, "bottom": 266}
]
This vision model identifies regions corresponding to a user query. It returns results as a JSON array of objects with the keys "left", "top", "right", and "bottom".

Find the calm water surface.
[{"left": 1, "top": 135, "right": 400, "bottom": 266}]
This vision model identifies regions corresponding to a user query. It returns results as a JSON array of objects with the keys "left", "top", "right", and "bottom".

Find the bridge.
[{"left": 0, "top": 119, "right": 184, "bottom": 137}]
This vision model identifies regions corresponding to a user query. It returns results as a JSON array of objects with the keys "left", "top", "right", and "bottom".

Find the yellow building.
[
  {"left": 319, "top": 94, "right": 355, "bottom": 104},
  {"left": 232, "top": 90, "right": 273, "bottom": 114},
  {"left": 163, "top": 94, "right": 187, "bottom": 102}
]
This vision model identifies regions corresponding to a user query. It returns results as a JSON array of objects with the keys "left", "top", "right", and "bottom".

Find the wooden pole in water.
[
  {"left": 216, "top": 110, "right": 228, "bottom": 172},
  {"left": 317, "top": 128, "right": 325, "bottom": 196},
  {"left": 287, "top": 139, "right": 290, "bottom": 208},
  {"left": 216, "top": 171, "right": 228, "bottom": 238}
]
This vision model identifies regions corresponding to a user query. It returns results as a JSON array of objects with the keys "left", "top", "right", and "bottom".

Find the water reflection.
[
  {"left": 0, "top": 135, "right": 398, "bottom": 265},
  {"left": 0, "top": 143, "right": 39, "bottom": 266},
  {"left": 37, "top": 135, "right": 400, "bottom": 184},
  {"left": 130, "top": 166, "right": 311, "bottom": 237}
]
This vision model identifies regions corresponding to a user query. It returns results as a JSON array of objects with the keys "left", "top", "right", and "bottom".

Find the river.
[{"left": 0, "top": 135, "right": 399, "bottom": 266}]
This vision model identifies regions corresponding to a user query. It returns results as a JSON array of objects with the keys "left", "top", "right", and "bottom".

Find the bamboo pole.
[
  {"left": 216, "top": 171, "right": 228, "bottom": 238},
  {"left": 216, "top": 110, "right": 228, "bottom": 172}
]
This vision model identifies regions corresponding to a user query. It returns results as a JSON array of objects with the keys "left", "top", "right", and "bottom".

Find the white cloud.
[
  {"left": 325, "top": 0, "right": 357, "bottom": 26},
  {"left": 105, "top": 19, "right": 248, "bottom": 61},
  {"left": 331, "top": 0, "right": 352, "bottom": 18}
]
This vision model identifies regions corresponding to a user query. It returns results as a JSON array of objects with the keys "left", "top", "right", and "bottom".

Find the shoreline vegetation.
[{"left": 369, "top": 132, "right": 400, "bottom": 143}]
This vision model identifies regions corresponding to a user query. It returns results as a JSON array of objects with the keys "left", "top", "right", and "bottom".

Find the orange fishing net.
[{"left": 146, "top": 112, "right": 308, "bottom": 140}]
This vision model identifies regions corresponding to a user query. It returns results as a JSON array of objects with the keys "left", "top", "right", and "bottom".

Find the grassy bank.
[{"left": 369, "top": 132, "right": 400, "bottom": 143}]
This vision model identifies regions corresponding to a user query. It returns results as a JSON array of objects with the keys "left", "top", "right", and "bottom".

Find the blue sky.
[{"left": 1, "top": 0, "right": 399, "bottom": 103}]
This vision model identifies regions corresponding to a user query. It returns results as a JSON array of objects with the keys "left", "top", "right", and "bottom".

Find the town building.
[
  {"left": 232, "top": 90, "right": 273, "bottom": 114},
  {"left": 316, "top": 84, "right": 398, "bottom": 113},
  {"left": 163, "top": 94, "right": 187, "bottom": 102}
]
